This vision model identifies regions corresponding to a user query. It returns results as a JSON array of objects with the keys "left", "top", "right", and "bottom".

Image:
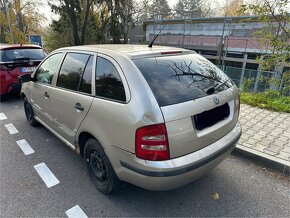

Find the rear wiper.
[{"left": 206, "top": 79, "right": 230, "bottom": 95}]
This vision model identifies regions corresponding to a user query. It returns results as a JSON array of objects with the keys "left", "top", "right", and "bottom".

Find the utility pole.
[{"left": 3, "top": 0, "right": 14, "bottom": 43}]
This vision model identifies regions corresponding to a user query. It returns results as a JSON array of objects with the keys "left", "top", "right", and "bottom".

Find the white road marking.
[
  {"left": 0, "top": 113, "right": 7, "bottom": 120},
  {"left": 66, "top": 205, "right": 88, "bottom": 218},
  {"left": 16, "top": 139, "right": 35, "bottom": 155},
  {"left": 34, "top": 163, "right": 60, "bottom": 188},
  {"left": 4, "top": 123, "right": 19, "bottom": 134}
]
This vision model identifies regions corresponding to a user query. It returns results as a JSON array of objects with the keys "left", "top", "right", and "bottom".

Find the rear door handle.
[
  {"left": 44, "top": 92, "right": 49, "bottom": 98},
  {"left": 74, "top": 102, "right": 84, "bottom": 111}
]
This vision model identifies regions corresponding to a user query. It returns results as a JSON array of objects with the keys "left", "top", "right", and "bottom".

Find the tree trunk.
[{"left": 64, "top": 0, "right": 80, "bottom": 45}]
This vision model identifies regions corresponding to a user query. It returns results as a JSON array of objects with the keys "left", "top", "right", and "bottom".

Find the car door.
[
  {"left": 49, "top": 52, "right": 95, "bottom": 146},
  {"left": 29, "top": 52, "right": 64, "bottom": 125}
]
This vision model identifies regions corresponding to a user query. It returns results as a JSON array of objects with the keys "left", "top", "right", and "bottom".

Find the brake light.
[
  {"left": 135, "top": 123, "right": 170, "bottom": 161},
  {"left": 161, "top": 51, "right": 182, "bottom": 55}
]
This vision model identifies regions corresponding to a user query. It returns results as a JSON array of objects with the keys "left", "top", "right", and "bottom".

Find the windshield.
[
  {"left": 0, "top": 48, "right": 46, "bottom": 62},
  {"left": 133, "top": 54, "right": 233, "bottom": 107}
]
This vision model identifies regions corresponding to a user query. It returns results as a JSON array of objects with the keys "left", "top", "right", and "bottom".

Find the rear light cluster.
[{"left": 135, "top": 123, "right": 170, "bottom": 161}]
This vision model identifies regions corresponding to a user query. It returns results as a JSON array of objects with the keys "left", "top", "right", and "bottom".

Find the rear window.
[
  {"left": 133, "top": 54, "right": 233, "bottom": 107},
  {"left": 0, "top": 48, "right": 46, "bottom": 62}
]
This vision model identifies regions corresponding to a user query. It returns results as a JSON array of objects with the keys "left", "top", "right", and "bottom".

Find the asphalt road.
[{"left": 1, "top": 96, "right": 290, "bottom": 217}]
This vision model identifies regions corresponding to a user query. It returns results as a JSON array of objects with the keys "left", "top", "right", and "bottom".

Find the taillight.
[{"left": 135, "top": 123, "right": 170, "bottom": 161}]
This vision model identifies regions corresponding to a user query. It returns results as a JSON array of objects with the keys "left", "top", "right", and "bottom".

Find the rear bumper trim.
[{"left": 120, "top": 125, "right": 241, "bottom": 177}]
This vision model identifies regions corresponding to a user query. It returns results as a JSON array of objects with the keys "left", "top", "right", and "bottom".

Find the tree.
[
  {"left": 0, "top": 0, "right": 45, "bottom": 44},
  {"left": 242, "top": 0, "right": 290, "bottom": 94},
  {"left": 224, "top": 0, "right": 244, "bottom": 16},
  {"left": 149, "top": 0, "right": 171, "bottom": 20},
  {"left": 174, "top": 0, "right": 211, "bottom": 18}
]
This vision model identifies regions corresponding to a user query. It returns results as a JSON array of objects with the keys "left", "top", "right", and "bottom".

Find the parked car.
[
  {"left": 0, "top": 44, "right": 46, "bottom": 101},
  {"left": 19, "top": 45, "right": 241, "bottom": 194}
]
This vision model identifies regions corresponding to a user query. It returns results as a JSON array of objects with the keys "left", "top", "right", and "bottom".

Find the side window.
[
  {"left": 56, "top": 53, "right": 90, "bottom": 91},
  {"left": 79, "top": 56, "right": 93, "bottom": 94},
  {"left": 95, "top": 57, "right": 126, "bottom": 102},
  {"left": 35, "top": 53, "right": 63, "bottom": 84}
]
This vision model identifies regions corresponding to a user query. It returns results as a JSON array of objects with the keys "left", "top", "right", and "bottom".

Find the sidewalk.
[{"left": 235, "top": 104, "right": 290, "bottom": 176}]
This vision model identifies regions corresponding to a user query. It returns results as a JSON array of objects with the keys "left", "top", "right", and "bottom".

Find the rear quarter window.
[{"left": 133, "top": 54, "right": 233, "bottom": 107}]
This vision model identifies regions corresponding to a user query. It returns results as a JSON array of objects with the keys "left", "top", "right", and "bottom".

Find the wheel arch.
[{"left": 78, "top": 131, "right": 101, "bottom": 158}]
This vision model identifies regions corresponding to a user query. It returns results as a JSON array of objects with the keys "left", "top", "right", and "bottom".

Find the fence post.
[{"left": 239, "top": 53, "right": 248, "bottom": 87}]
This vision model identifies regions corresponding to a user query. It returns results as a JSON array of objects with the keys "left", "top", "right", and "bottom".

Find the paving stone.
[
  {"left": 264, "top": 149, "right": 279, "bottom": 156},
  {"left": 255, "top": 123, "right": 265, "bottom": 128},
  {"left": 276, "top": 152, "right": 290, "bottom": 161},
  {"left": 271, "top": 127, "right": 285, "bottom": 133},
  {"left": 244, "top": 129, "right": 256, "bottom": 136},
  {"left": 281, "top": 146, "right": 290, "bottom": 154},
  {"left": 272, "top": 140, "right": 287, "bottom": 147},
  {"left": 241, "top": 133, "right": 251, "bottom": 140},
  {"left": 277, "top": 135, "right": 289, "bottom": 142},
  {"left": 240, "top": 142, "right": 253, "bottom": 148},
  {"left": 265, "top": 135, "right": 277, "bottom": 141},
  {"left": 278, "top": 124, "right": 288, "bottom": 129},
  {"left": 247, "top": 138, "right": 258, "bottom": 145},
  {"left": 256, "top": 130, "right": 268, "bottom": 136},
  {"left": 259, "top": 139, "right": 272, "bottom": 146},
  {"left": 252, "top": 134, "right": 264, "bottom": 141},
  {"left": 264, "top": 145, "right": 282, "bottom": 155},
  {"left": 270, "top": 131, "right": 281, "bottom": 137},
  {"left": 252, "top": 143, "right": 266, "bottom": 153}
]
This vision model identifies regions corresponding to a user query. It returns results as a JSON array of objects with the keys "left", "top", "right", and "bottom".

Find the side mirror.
[{"left": 18, "top": 74, "right": 32, "bottom": 83}]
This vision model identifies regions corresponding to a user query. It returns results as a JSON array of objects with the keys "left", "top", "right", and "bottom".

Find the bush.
[{"left": 240, "top": 91, "right": 290, "bottom": 113}]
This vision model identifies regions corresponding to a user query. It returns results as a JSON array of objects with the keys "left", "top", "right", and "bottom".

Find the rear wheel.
[
  {"left": 24, "top": 97, "right": 38, "bottom": 126},
  {"left": 0, "top": 94, "right": 6, "bottom": 102},
  {"left": 84, "top": 138, "right": 122, "bottom": 194}
]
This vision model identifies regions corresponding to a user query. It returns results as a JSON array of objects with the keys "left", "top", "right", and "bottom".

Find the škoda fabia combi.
[{"left": 19, "top": 45, "right": 241, "bottom": 194}]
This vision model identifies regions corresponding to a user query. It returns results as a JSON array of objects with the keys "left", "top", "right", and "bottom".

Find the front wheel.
[
  {"left": 84, "top": 138, "right": 122, "bottom": 194},
  {"left": 24, "top": 97, "right": 38, "bottom": 126}
]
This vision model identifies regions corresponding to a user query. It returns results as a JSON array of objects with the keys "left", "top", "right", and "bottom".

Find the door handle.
[
  {"left": 44, "top": 92, "right": 49, "bottom": 98},
  {"left": 74, "top": 102, "right": 84, "bottom": 111}
]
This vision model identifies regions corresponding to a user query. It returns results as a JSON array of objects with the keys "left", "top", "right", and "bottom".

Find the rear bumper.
[{"left": 106, "top": 122, "right": 242, "bottom": 191}]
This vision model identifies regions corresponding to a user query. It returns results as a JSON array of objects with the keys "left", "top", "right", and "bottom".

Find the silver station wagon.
[{"left": 19, "top": 45, "right": 242, "bottom": 194}]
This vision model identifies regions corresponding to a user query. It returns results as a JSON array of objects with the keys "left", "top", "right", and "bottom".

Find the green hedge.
[{"left": 240, "top": 91, "right": 290, "bottom": 113}]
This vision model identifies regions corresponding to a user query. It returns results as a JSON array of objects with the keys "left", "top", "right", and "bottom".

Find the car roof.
[
  {"left": 55, "top": 44, "right": 195, "bottom": 59},
  {"left": 0, "top": 44, "right": 42, "bottom": 50}
]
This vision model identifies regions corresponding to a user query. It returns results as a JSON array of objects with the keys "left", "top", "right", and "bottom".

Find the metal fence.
[{"left": 221, "top": 66, "right": 278, "bottom": 92}]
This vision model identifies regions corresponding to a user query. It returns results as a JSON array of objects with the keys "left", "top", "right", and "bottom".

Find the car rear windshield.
[
  {"left": 0, "top": 48, "right": 45, "bottom": 62},
  {"left": 133, "top": 54, "right": 233, "bottom": 107}
]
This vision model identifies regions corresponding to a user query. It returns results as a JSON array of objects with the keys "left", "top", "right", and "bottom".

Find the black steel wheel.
[
  {"left": 84, "top": 138, "right": 122, "bottom": 194},
  {"left": 24, "top": 97, "right": 38, "bottom": 126}
]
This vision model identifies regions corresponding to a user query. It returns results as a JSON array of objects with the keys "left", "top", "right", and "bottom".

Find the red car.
[{"left": 0, "top": 44, "right": 46, "bottom": 101}]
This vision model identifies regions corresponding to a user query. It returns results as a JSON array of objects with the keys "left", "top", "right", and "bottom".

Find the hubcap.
[{"left": 89, "top": 151, "right": 107, "bottom": 182}]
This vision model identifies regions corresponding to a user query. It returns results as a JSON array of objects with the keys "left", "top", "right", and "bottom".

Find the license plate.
[{"left": 20, "top": 67, "right": 36, "bottom": 73}]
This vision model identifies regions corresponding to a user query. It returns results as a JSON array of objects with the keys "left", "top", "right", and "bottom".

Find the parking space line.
[
  {"left": 16, "top": 139, "right": 35, "bottom": 155},
  {"left": 0, "top": 113, "right": 7, "bottom": 120},
  {"left": 4, "top": 123, "right": 19, "bottom": 134},
  {"left": 65, "top": 205, "right": 88, "bottom": 218},
  {"left": 34, "top": 163, "right": 60, "bottom": 188}
]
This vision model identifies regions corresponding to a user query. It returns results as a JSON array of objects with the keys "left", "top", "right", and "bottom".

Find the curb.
[{"left": 233, "top": 145, "right": 290, "bottom": 177}]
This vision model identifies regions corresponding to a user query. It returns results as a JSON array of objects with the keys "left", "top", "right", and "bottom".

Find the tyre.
[
  {"left": 24, "top": 97, "right": 38, "bottom": 126},
  {"left": 84, "top": 138, "right": 122, "bottom": 194},
  {"left": 0, "top": 94, "right": 6, "bottom": 102}
]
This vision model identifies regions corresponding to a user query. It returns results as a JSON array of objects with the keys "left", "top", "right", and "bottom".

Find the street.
[{"left": 1, "top": 96, "right": 290, "bottom": 217}]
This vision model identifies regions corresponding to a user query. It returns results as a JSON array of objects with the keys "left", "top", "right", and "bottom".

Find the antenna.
[{"left": 148, "top": 14, "right": 175, "bottom": 48}]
